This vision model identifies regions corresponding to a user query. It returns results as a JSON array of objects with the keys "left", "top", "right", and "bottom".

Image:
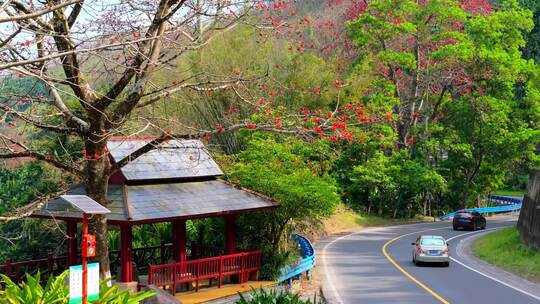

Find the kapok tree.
[{"left": 0, "top": 0, "right": 382, "bottom": 278}]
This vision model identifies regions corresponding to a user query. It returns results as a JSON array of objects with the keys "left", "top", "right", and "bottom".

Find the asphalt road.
[{"left": 320, "top": 216, "right": 540, "bottom": 304}]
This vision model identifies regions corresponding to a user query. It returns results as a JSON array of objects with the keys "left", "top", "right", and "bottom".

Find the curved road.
[{"left": 320, "top": 216, "right": 540, "bottom": 304}]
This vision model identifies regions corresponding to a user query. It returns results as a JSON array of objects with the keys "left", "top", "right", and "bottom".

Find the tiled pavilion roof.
[{"left": 32, "top": 138, "right": 279, "bottom": 224}]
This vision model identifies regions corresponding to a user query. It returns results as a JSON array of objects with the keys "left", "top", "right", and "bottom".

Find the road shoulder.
[{"left": 455, "top": 230, "right": 540, "bottom": 300}]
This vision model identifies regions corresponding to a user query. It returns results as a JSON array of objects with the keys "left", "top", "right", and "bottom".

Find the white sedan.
[{"left": 411, "top": 235, "right": 450, "bottom": 267}]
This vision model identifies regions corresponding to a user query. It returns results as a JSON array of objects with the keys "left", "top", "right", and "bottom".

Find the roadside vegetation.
[
  {"left": 312, "top": 204, "right": 435, "bottom": 238},
  {"left": 0, "top": 0, "right": 538, "bottom": 288},
  {"left": 0, "top": 271, "right": 155, "bottom": 304},
  {"left": 236, "top": 288, "right": 321, "bottom": 304},
  {"left": 472, "top": 227, "right": 540, "bottom": 283},
  {"left": 492, "top": 190, "right": 527, "bottom": 197}
]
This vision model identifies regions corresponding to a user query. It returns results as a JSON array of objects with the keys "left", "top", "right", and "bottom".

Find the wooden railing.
[
  {"left": 0, "top": 254, "right": 68, "bottom": 282},
  {"left": 147, "top": 250, "right": 262, "bottom": 295},
  {"left": 0, "top": 243, "right": 247, "bottom": 283},
  {"left": 109, "top": 242, "right": 227, "bottom": 277}
]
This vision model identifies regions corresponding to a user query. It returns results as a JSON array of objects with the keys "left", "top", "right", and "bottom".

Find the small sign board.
[{"left": 69, "top": 263, "right": 100, "bottom": 303}]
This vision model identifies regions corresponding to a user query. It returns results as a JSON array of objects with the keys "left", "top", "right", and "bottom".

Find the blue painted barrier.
[
  {"left": 278, "top": 234, "right": 316, "bottom": 284},
  {"left": 439, "top": 195, "right": 523, "bottom": 220}
]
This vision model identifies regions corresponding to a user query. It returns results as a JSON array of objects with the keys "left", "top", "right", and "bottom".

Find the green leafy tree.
[
  {"left": 227, "top": 135, "right": 339, "bottom": 277},
  {"left": 433, "top": 95, "right": 538, "bottom": 207},
  {"left": 347, "top": 0, "right": 534, "bottom": 149},
  {"left": 230, "top": 135, "right": 339, "bottom": 249},
  {"left": 346, "top": 0, "right": 538, "bottom": 209}
]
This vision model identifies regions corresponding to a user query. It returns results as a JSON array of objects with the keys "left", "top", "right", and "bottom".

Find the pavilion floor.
[{"left": 175, "top": 280, "right": 278, "bottom": 304}]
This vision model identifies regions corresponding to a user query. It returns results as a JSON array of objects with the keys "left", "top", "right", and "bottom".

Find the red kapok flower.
[
  {"left": 331, "top": 122, "right": 347, "bottom": 131},
  {"left": 383, "top": 113, "right": 393, "bottom": 120},
  {"left": 247, "top": 123, "right": 256, "bottom": 129}
]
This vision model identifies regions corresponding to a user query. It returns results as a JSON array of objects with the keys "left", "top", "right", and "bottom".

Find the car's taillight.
[
  {"left": 467, "top": 216, "right": 473, "bottom": 219},
  {"left": 416, "top": 247, "right": 424, "bottom": 254},
  {"left": 443, "top": 247, "right": 449, "bottom": 254}
]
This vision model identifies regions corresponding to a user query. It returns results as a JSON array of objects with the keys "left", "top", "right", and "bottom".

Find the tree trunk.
[
  {"left": 84, "top": 138, "right": 112, "bottom": 280},
  {"left": 462, "top": 186, "right": 470, "bottom": 209},
  {"left": 422, "top": 193, "right": 427, "bottom": 216},
  {"left": 517, "top": 170, "right": 540, "bottom": 250}
]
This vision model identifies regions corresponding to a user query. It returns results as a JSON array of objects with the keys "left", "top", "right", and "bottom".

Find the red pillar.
[
  {"left": 120, "top": 225, "right": 133, "bottom": 282},
  {"left": 225, "top": 215, "right": 236, "bottom": 254},
  {"left": 66, "top": 220, "right": 78, "bottom": 266},
  {"left": 172, "top": 220, "right": 187, "bottom": 262}
]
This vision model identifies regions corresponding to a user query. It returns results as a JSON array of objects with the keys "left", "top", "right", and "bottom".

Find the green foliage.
[
  {"left": 345, "top": 0, "right": 539, "bottom": 210},
  {"left": 0, "top": 163, "right": 66, "bottom": 263},
  {"left": 96, "top": 279, "right": 155, "bottom": 304},
  {"left": 0, "top": 272, "right": 69, "bottom": 304},
  {"left": 227, "top": 135, "right": 339, "bottom": 278},
  {"left": 0, "top": 162, "right": 59, "bottom": 214},
  {"left": 431, "top": 94, "right": 539, "bottom": 206},
  {"left": 0, "top": 271, "right": 155, "bottom": 304},
  {"left": 231, "top": 136, "right": 339, "bottom": 221},
  {"left": 236, "top": 288, "right": 320, "bottom": 304},
  {"left": 343, "top": 150, "right": 445, "bottom": 217}
]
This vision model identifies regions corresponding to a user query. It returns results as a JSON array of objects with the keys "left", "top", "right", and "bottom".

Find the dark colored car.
[{"left": 453, "top": 210, "right": 486, "bottom": 231}]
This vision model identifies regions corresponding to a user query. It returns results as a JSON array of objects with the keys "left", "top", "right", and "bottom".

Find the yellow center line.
[{"left": 381, "top": 227, "right": 450, "bottom": 304}]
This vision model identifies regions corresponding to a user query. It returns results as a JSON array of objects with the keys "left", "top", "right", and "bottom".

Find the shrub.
[
  {"left": 0, "top": 271, "right": 155, "bottom": 304},
  {"left": 236, "top": 288, "right": 320, "bottom": 304}
]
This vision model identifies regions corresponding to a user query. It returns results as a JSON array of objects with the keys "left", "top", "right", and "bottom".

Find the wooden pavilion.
[{"left": 23, "top": 137, "right": 280, "bottom": 293}]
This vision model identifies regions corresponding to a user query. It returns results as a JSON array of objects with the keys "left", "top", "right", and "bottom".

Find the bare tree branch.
[
  {"left": 0, "top": 187, "right": 68, "bottom": 222},
  {"left": 0, "top": 0, "right": 82, "bottom": 23},
  {"left": 0, "top": 103, "right": 83, "bottom": 134}
]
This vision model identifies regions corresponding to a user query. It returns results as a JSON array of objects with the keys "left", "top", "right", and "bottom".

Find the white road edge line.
[
  {"left": 321, "top": 222, "right": 448, "bottom": 304},
  {"left": 447, "top": 227, "right": 540, "bottom": 302},
  {"left": 322, "top": 232, "right": 351, "bottom": 304}
]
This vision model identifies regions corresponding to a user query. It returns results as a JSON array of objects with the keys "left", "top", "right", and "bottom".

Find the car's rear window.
[
  {"left": 456, "top": 212, "right": 472, "bottom": 217},
  {"left": 421, "top": 238, "right": 445, "bottom": 246}
]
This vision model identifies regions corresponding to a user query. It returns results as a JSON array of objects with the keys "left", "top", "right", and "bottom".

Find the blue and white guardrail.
[
  {"left": 440, "top": 195, "right": 523, "bottom": 220},
  {"left": 278, "top": 234, "right": 316, "bottom": 284}
]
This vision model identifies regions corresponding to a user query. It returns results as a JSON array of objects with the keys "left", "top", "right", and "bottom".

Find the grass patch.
[
  {"left": 471, "top": 227, "right": 540, "bottom": 283},
  {"left": 321, "top": 204, "right": 435, "bottom": 235},
  {"left": 492, "top": 190, "right": 525, "bottom": 197}
]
